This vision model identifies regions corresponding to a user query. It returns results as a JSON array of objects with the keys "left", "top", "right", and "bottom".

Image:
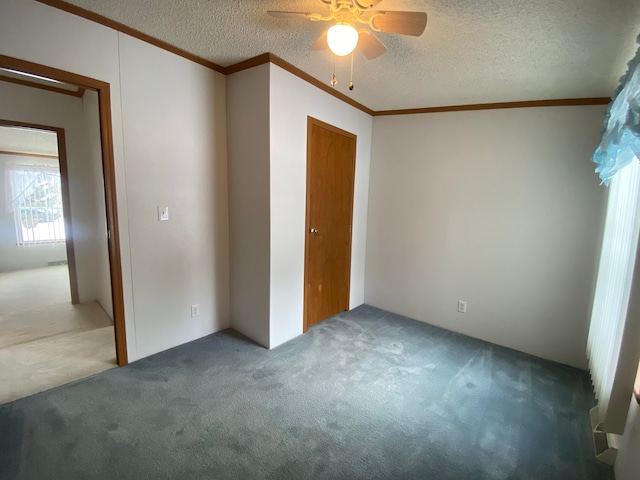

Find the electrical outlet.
[
  {"left": 457, "top": 300, "right": 467, "bottom": 314},
  {"left": 191, "top": 304, "right": 200, "bottom": 318}
]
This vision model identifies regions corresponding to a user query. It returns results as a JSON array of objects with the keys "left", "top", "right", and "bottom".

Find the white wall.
[
  {"left": 612, "top": 227, "right": 640, "bottom": 476},
  {"left": 118, "top": 34, "right": 230, "bottom": 358},
  {"left": 615, "top": 398, "right": 640, "bottom": 480},
  {"left": 0, "top": 0, "right": 137, "bottom": 354},
  {"left": 226, "top": 63, "right": 372, "bottom": 349},
  {"left": 227, "top": 64, "right": 271, "bottom": 348},
  {"left": 82, "top": 90, "right": 112, "bottom": 318},
  {"left": 0, "top": 0, "right": 230, "bottom": 361},
  {"left": 0, "top": 82, "right": 110, "bottom": 315},
  {"left": 366, "top": 106, "right": 607, "bottom": 369},
  {"left": 268, "top": 64, "right": 372, "bottom": 348},
  {"left": 0, "top": 1, "right": 604, "bottom": 370},
  {"left": 0, "top": 153, "right": 68, "bottom": 272}
]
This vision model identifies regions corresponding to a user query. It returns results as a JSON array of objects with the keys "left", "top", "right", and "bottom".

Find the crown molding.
[
  {"left": 226, "top": 53, "right": 374, "bottom": 116},
  {"left": 35, "top": 0, "right": 226, "bottom": 74},
  {"left": 224, "top": 53, "right": 271, "bottom": 76},
  {"left": 34, "top": 0, "right": 611, "bottom": 117},
  {"left": 373, "top": 97, "right": 612, "bottom": 116}
]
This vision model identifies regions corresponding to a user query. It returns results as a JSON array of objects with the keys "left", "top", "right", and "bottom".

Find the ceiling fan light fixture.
[{"left": 327, "top": 23, "right": 359, "bottom": 56}]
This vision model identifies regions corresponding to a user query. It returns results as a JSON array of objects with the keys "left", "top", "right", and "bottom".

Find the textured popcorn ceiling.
[
  {"left": 62, "top": 0, "right": 640, "bottom": 111},
  {"left": 0, "top": 126, "right": 58, "bottom": 156}
]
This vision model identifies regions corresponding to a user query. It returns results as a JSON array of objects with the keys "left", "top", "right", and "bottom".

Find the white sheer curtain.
[
  {"left": 5, "top": 163, "right": 65, "bottom": 246},
  {"left": 587, "top": 34, "right": 640, "bottom": 439},
  {"left": 587, "top": 158, "right": 640, "bottom": 434}
]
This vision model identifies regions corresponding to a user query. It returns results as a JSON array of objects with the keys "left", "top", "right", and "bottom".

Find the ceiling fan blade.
[
  {"left": 267, "top": 11, "right": 314, "bottom": 20},
  {"left": 370, "top": 11, "right": 428, "bottom": 36},
  {"left": 310, "top": 30, "right": 328, "bottom": 51},
  {"left": 357, "top": 30, "right": 387, "bottom": 60},
  {"left": 353, "top": 0, "right": 383, "bottom": 9}
]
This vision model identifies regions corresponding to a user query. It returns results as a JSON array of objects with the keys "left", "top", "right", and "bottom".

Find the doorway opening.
[
  {"left": 0, "top": 124, "right": 78, "bottom": 305},
  {"left": 0, "top": 120, "right": 116, "bottom": 403},
  {"left": 0, "top": 54, "right": 127, "bottom": 404}
]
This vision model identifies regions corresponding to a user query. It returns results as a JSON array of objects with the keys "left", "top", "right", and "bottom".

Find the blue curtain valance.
[{"left": 593, "top": 34, "right": 640, "bottom": 185}]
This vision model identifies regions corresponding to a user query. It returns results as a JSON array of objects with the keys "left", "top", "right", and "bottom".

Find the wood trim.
[
  {"left": 55, "top": 128, "right": 80, "bottom": 305},
  {"left": 0, "top": 150, "right": 59, "bottom": 159},
  {"left": 35, "top": 0, "right": 225, "bottom": 74},
  {"left": 35, "top": 0, "right": 368, "bottom": 114},
  {"left": 0, "top": 55, "right": 128, "bottom": 366},
  {"left": 224, "top": 53, "right": 271, "bottom": 75},
  {"left": 307, "top": 116, "right": 358, "bottom": 140},
  {"left": 373, "top": 97, "right": 612, "bottom": 116},
  {"left": 226, "top": 53, "right": 375, "bottom": 116},
  {"left": 303, "top": 117, "right": 311, "bottom": 333},
  {"left": 635, "top": 363, "right": 640, "bottom": 405},
  {"left": 97, "top": 84, "right": 128, "bottom": 367},
  {"left": 0, "top": 120, "right": 79, "bottom": 305},
  {"left": 29, "top": 2, "right": 614, "bottom": 117},
  {"left": 268, "top": 54, "right": 375, "bottom": 116},
  {"left": 0, "top": 74, "right": 82, "bottom": 97},
  {"left": 1, "top": 55, "right": 103, "bottom": 91},
  {"left": 224, "top": 55, "right": 609, "bottom": 116}
]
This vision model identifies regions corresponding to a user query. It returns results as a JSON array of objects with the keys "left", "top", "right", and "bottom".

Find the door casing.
[
  {"left": 0, "top": 54, "right": 128, "bottom": 366},
  {"left": 0, "top": 120, "right": 80, "bottom": 305}
]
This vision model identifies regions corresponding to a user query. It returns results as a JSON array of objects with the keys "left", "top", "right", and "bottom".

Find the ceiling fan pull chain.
[
  {"left": 331, "top": 56, "right": 338, "bottom": 87},
  {"left": 349, "top": 51, "right": 355, "bottom": 91}
]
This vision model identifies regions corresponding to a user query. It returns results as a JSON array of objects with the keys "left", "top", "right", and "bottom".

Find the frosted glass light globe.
[{"left": 327, "top": 23, "right": 359, "bottom": 56}]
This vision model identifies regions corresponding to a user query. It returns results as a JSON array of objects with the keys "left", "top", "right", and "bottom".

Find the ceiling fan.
[{"left": 267, "top": 0, "right": 428, "bottom": 61}]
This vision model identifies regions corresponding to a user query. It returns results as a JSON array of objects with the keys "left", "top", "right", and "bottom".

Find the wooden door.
[{"left": 304, "top": 117, "right": 357, "bottom": 331}]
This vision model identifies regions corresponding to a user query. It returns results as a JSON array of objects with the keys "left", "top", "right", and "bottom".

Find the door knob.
[{"left": 310, "top": 228, "right": 319, "bottom": 235}]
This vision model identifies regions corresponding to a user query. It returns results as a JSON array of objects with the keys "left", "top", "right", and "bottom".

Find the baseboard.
[
  {"left": 47, "top": 260, "right": 68, "bottom": 266},
  {"left": 590, "top": 406, "right": 619, "bottom": 466}
]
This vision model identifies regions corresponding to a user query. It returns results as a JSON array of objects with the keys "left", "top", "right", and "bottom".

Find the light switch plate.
[{"left": 158, "top": 206, "right": 169, "bottom": 221}]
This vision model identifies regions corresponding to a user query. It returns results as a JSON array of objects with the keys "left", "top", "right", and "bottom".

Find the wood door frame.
[
  {"left": 0, "top": 54, "right": 128, "bottom": 366},
  {"left": 0, "top": 74, "right": 85, "bottom": 98},
  {"left": 303, "top": 116, "right": 357, "bottom": 332},
  {"left": 0, "top": 119, "right": 80, "bottom": 305}
]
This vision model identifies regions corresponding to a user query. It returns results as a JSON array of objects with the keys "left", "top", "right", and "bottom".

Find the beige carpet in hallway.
[
  {"left": 0, "top": 266, "right": 117, "bottom": 404},
  {"left": 0, "top": 265, "right": 72, "bottom": 315}
]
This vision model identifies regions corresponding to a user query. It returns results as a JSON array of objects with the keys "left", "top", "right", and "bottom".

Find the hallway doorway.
[
  {"left": 0, "top": 91, "right": 117, "bottom": 404},
  {"left": 0, "top": 54, "right": 128, "bottom": 369}
]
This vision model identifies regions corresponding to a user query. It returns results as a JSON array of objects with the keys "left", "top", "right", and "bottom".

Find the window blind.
[
  {"left": 587, "top": 158, "right": 640, "bottom": 434},
  {"left": 6, "top": 164, "right": 65, "bottom": 246}
]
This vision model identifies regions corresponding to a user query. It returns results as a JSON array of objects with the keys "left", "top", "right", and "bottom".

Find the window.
[
  {"left": 6, "top": 164, "right": 65, "bottom": 245},
  {"left": 587, "top": 157, "right": 640, "bottom": 433}
]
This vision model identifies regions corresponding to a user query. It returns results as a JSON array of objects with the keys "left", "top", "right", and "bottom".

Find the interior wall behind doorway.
[
  {"left": 0, "top": 81, "right": 112, "bottom": 318},
  {"left": 79, "top": 90, "right": 112, "bottom": 319}
]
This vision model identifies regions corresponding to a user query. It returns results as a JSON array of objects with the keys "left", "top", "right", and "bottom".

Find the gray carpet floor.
[{"left": 0, "top": 305, "right": 613, "bottom": 479}]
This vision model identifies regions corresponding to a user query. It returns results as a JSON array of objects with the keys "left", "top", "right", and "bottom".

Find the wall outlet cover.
[
  {"left": 158, "top": 206, "right": 169, "bottom": 221},
  {"left": 457, "top": 300, "right": 467, "bottom": 314}
]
